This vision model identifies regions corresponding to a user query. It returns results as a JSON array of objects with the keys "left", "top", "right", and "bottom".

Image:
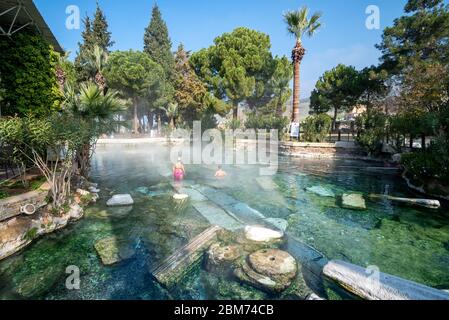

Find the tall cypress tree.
[
  {"left": 92, "top": 2, "right": 114, "bottom": 52},
  {"left": 143, "top": 4, "right": 175, "bottom": 80},
  {"left": 74, "top": 16, "right": 94, "bottom": 81},
  {"left": 75, "top": 2, "right": 113, "bottom": 82}
]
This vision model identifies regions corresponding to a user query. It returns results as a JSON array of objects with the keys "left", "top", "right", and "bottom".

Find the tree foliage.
[
  {"left": 105, "top": 50, "right": 165, "bottom": 132},
  {"left": 283, "top": 7, "right": 322, "bottom": 43},
  {"left": 310, "top": 64, "right": 359, "bottom": 128},
  {"left": 301, "top": 114, "right": 332, "bottom": 142},
  {"left": 377, "top": 0, "right": 449, "bottom": 73},
  {"left": 105, "top": 50, "right": 164, "bottom": 99},
  {"left": 75, "top": 3, "right": 114, "bottom": 82},
  {"left": 190, "top": 27, "right": 274, "bottom": 119},
  {"left": 173, "top": 44, "right": 208, "bottom": 124},
  {"left": 0, "top": 32, "right": 62, "bottom": 117},
  {"left": 144, "top": 4, "right": 175, "bottom": 81}
]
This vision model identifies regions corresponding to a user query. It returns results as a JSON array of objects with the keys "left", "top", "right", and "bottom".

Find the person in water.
[
  {"left": 215, "top": 165, "right": 227, "bottom": 178},
  {"left": 173, "top": 157, "right": 185, "bottom": 181}
]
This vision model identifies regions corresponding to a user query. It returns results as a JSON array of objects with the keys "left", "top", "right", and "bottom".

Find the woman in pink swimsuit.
[{"left": 173, "top": 157, "right": 185, "bottom": 181}]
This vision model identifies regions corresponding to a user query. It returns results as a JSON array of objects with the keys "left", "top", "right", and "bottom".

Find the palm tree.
[
  {"left": 160, "top": 102, "right": 179, "bottom": 130},
  {"left": 86, "top": 45, "right": 109, "bottom": 93},
  {"left": 63, "top": 82, "right": 125, "bottom": 176},
  {"left": 55, "top": 51, "right": 71, "bottom": 91},
  {"left": 284, "top": 7, "right": 322, "bottom": 123}
]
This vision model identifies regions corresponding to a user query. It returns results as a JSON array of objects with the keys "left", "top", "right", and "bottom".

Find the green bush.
[
  {"left": 0, "top": 190, "right": 9, "bottom": 200},
  {"left": 301, "top": 114, "right": 332, "bottom": 142},
  {"left": 401, "top": 140, "right": 449, "bottom": 183},
  {"left": 355, "top": 110, "right": 387, "bottom": 155},
  {"left": 0, "top": 32, "right": 62, "bottom": 116}
]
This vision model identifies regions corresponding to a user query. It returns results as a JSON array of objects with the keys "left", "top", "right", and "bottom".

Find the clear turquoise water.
[{"left": 0, "top": 144, "right": 448, "bottom": 300}]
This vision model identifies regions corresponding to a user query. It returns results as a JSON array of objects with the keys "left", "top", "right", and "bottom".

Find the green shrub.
[
  {"left": 301, "top": 114, "right": 332, "bottom": 142},
  {"left": 0, "top": 190, "right": 9, "bottom": 199},
  {"left": 402, "top": 141, "right": 449, "bottom": 183},
  {"left": 355, "top": 110, "right": 387, "bottom": 155}
]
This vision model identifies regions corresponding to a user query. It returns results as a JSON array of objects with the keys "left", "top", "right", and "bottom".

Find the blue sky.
[{"left": 35, "top": 0, "right": 409, "bottom": 97}]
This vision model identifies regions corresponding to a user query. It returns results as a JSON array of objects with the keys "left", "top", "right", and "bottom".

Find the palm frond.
[{"left": 283, "top": 6, "right": 322, "bottom": 42}]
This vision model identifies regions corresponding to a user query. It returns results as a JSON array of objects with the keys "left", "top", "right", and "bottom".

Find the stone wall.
[
  {"left": 279, "top": 141, "right": 365, "bottom": 159},
  {"left": 0, "top": 183, "right": 50, "bottom": 222}
]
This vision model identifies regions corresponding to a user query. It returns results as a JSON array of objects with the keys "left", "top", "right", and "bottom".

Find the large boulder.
[
  {"left": 94, "top": 236, "right": 135, "bottom": 265},
  {"left": 341, "top": 194, "right": 366, "bottom": 210},
  {"left": 244, "top": 226, "right": 284, "bottom": 243},
  {"left": 106, "top": 194, "right": 134, "bottom": 207},
  {"left": 234, "top": 249, "right": 298, "bottom": 293}
]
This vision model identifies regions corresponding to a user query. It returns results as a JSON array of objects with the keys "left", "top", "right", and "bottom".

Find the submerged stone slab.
[
  {"left": 264, "top": 218, "right": 288, "bottom": 232},
  {"left": 323, "top": 260, "right": 449, "bottom": 300},
  {"left": 256, "top": 177, "right": 279, "bottom": 191},
  {"left": 229, "top": 203, "right": 266, "bottom": 221},
  {"left": 192, "top": 185, "right": 269, "bottom": 225},
  {"left": 178, "top": 188, "right": 207, "bottom": 202},
  {"left": 193, "top": 185, "right": 239, "bottom": 207},
  {"left": 341, "top": 194, "right": 366, "bottom": 210},
  {"left": 192, "top": 202, "right": 243, "bottom": 231},
  {"left": 151, "top": 225, "right": 222, "bottom": 288},
  {"left": 306, "top": 186, "right": 335, "bottom": 198},
  {"left": 106, "top": 194, "right": 134, "bottom": 207},
  {"left": 94, "top": 236, "right": 135, "bottom": 265}
]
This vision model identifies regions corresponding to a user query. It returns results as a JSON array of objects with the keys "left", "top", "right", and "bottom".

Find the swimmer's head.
[{"left": 218, "top": 165, "right": 222, "bottom": 170}]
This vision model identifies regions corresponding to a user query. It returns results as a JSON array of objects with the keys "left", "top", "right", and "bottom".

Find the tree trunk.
[
  {"left": 233, "top": 103, "right": 239, "bottom": 120},
  {"left": 333, "top": 107, "right": 339, "bottom": 131},
  {"left": 158, "top": 114, "right": 162, "bottom": 136},
  {"left": 421, "top": 134, "right": 426, "bottom": 150},
  {"left": 276, "top": 90, "right": 284, "bottom": 117},
  {"left": 291, "top": 41, "right": 305, "bottom": 123},
  {"left": 78, "top": 143, "right": 91, "bottom": 178},
  {"left": 292, "top": 61, "right": 301, "bottom": 122},
  {"left": 410, "top": 135, "right": 414, "bottom": 149},
  {"left": 148, "top": 112, "right": 154, "bottom": 132},
  {"left": 133, "top": 98, "right": 139, "bottom": 134},
  {"left": 139, "top": 116, "right": 144, "bottom": 134}
]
